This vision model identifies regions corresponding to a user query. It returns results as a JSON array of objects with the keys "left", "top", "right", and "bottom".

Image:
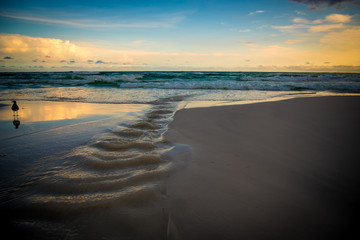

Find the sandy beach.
[{"left": 165, "top": 96, "right": 360, "bottom": 240}]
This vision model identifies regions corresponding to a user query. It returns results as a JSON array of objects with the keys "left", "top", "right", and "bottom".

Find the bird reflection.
[{"left": 12, "top": 101, "right": 20, "bottom": 129}]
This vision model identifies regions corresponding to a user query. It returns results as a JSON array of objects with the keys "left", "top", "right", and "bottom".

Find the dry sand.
[{"left": 164, "top": 96, "right": 360, "bottom": 240}]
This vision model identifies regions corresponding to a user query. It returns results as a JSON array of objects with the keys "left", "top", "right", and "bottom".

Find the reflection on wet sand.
[
  {"left": 13, "top": 118, "right": 20, "bottom": 129},
  {"left": 0, "top": 101, "right": 149, "bottom": 124}
]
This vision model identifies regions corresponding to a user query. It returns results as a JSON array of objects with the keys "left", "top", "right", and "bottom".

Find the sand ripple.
[{"left": 10, "top": 98, "right": 183, "bottom": 239}]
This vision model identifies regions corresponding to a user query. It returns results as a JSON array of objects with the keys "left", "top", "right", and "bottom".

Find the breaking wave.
[{"left": 1, "top": 71, "right": 359, "bottom": 92}]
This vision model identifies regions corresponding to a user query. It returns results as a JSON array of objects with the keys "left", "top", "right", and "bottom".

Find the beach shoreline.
[
  {"left": 1, "top": 96, "right": 360, "bottom": 239},
  {"left": 164, "top": 96, "right": 360, "bottom": 240}
]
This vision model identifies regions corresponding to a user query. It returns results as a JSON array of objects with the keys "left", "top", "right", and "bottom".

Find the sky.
[{"left": 0, "top": 0, "right": 359, "bottom": 72}]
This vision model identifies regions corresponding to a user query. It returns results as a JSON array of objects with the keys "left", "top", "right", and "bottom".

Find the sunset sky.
[{"left": 0, "top": 0, "right": 359, "bottom": 72}]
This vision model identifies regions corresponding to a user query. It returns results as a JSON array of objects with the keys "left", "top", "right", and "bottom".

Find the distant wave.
[{"left": 1, "top": 71, "right": 359, "bottom": 92}]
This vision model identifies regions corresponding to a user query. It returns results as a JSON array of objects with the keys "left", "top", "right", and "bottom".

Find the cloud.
[
  {"left": 0, "top": 13, "right": 183, "bottom": 29},
  {"left": 289, "top": 0, "right": 355, "bottom": 9},
  {"left": 3, "top": 56, "right": 13, "bottom": 59},
  {"left": 0, "top": 34, "right": 89, "bottom": 61},
  {"left": 312, "top": 19, "right": 323, "bottom": 24},
  {"left": 274, "top": 13, "right": 351, "bottom": 33},
  {"left": 0, "top": 34, "right": 136, "bottom": 70},
  {"left": 295, "top": 10, "right": 307, "bottom": 15},
  {"left": 272, "top": 24, "right": 308, "bottom": 32},
  {"left": 238, "top": 29, "right": 251, "bottom": 33},
  {"left": 1, "top": 32, "right": 358, "bottom": 72},
  {"left": 281, "top": 64, "right": 360, "bottom": 72},
  {"left": 308, "top": 23, "right": 344, "bottom": 32},
  {"left": 293, "top": 17, "right": 310, "bottom": 23},
  {"left": 249, "top": 10, "right": 265, "bottom": 15},
  {"left": 95, "top": 60, "right": 107, "bottom": 64},
  {"left": 325, "top": 13, "right": 352, "bottom": 23},
  {"left": 242, "top": 41, "right": 360, "bottom": 71}
]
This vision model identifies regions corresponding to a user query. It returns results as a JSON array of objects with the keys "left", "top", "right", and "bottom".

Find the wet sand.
[
  {"left": 165, "top": 96, "right": 360, "bottom": 240},
  {"left": 0, "top": 100, "right": 172, "bottom": 240}
]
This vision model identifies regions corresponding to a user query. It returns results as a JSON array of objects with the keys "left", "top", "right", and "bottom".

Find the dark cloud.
[
  {"left": 290, "top": 0, "right": 354, "bottom": 9},
  {"left": 96, "top": 60, "right": 107, "bottom": 64},
  {"left": 87, "top": 60, "right": 94, "bottom": 63},
  {"left": 69, "top": 60, "right": 76, "bottom": 64},
  {"left": 3, "top": 56, "right": 13, "bottom": 60}
]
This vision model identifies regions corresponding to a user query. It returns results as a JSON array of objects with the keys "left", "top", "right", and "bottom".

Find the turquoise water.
[
  {"left": 1, "top": 71, "right": 360, "bottom": 92},
  {"left": 1, "top": 71, "right": 359, "bottom": 104}
]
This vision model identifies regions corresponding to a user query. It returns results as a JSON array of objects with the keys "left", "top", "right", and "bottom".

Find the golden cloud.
[
  {"left": 325, "top": 13, "right": 352, "bottom": 23},
  {"left": 0, "top": 34, "right": 89, "bottom": 61},
  {"left": 0, "top": 33, "right": 359, "bottom": 72},
  {"left": 308, "top": 23, "right": 344, "bottom": 32},
  {"left": 0, "top": 34, "right": 135, "bottom": 69}
]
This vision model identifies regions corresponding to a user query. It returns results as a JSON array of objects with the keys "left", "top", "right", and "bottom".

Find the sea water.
[
  {"left": 1, "top": 72, "right": 360, "bottom": 103},
  {"left": 0, "top": 71, "right": 359, "bottom": 239}
]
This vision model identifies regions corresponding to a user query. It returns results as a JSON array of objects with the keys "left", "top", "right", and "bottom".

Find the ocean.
[
  {"left": 0, "top": 71, "right": 359, "bottom": 239},
  {"left": 1, "top": 72, "right": 360, "bottom": 104}
]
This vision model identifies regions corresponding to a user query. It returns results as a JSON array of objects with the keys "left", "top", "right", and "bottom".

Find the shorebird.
[
  {"left": 11, "top": 101, "right": 20, "bottom": 129},
  {"left": 12, "top": 100, "right": 19, "bottom": 112}
]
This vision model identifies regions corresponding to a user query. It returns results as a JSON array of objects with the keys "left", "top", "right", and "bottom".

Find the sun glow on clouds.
[
  {"left": 0, "top": 0, "right": 359, "bottom": 72},
  {"left": 0, "top": 34, "right": 88, "bottom": 62},
  {"left": 326, "top": 13, "right": 352, "bottom": 23},
  {"left": 275, "top": 13, "right": 353, "bottom": 33},
  {"left": 0, "top": 34, "right": 135, "bottom": 69},
  {"left": 1, "top": 31, "right": 359, "bottom": 72}
]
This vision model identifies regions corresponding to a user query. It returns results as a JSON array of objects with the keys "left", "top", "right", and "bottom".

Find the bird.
[
  {"left": 11, "top": 100, "right": 19, "bottom": 112},
  {"left": 11, "top": 101, "right": 20, "bottom": 129}
]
